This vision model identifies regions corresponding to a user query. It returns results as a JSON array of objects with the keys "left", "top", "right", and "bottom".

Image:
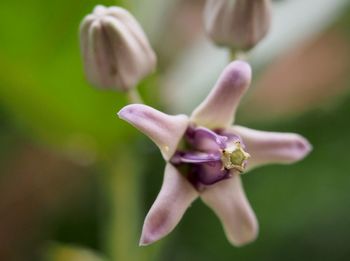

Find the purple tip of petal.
[
  {"left": 288, "top": 134, "right": 313, "bottom": 162},
  {"left": 139, "top": 229, "right": 160, "bottom": 246},
  {"left": 261, "top": 133, "right": 313, "bottom": 164},
  {"left": 118, "top": 104, "right": 189, "bottom": 160},
  {"left": 117, "top": 104, "right": 140, "bottom": 121},
  {"left": 191, "top": 60, "right": 252, "bottom": 129},
  {"left": 139, "top": 238, "right": 150, "bottom": 247},
  {"left": 139, "top": 164, "right": 198, "bottom": 246},
  {"left": 223, "top": 60, "right": 252, "bottom": 89}
]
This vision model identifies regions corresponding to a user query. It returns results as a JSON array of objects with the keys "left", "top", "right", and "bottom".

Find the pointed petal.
[
  {"left": 139, "top": 164, "right": 198, "bottom": 246},
  {"left": 191, "top": 61, "right": 251, "bottom": 129},
  {"left": 201, "top": 174, "right": 258, "bottom": 246},
  {"left": 118, "top": 104, "right": 189, "bottom": 160},
  {"left": 231, "top": 126, "right": 312, "bottom": 170}
]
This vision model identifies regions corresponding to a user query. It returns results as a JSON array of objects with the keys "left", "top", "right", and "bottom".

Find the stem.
[
  {"left": 103, "top": 148, "right": 139, "bottom": 261},
  {"left": 230, "top": 49, "right": 248, "bottom": 61},
  {"left": 119, "top": 0, "right": 132, "bottom": 10},
  {"left": 102, "top": 146, "right": 162, "bottom": 261},
  {"left": 126, "top": 88, "right": 144, "bottom": 104}
]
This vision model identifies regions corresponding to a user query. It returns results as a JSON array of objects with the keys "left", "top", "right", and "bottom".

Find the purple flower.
[{"left": 118, "top": 61, "right": 312, "bottom": 246}]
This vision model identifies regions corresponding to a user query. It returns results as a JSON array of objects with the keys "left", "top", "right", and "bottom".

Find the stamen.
[{"left": 221, "top": 141, "right": 250, "bottom": 173}]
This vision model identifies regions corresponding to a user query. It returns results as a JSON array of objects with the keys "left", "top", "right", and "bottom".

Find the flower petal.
[
  {"left": 139, "top": 164, "right": 198, "bottom": 246},
  {"left": 191, "top": 161, "right": 230, "bottom": 186},
  {"left": 171, "top": 151, "right": 221, "bottom": 165},
  {"left": 191, "top": 61, "right": 251, "bottom": 129},
  {"left": 200, "top": 173, "right": 258, "bottom": 246},
  {"left": 186, "top": 126, "right": 228, "bottom": 151},
  {"left": 118, "top": 104, "right": 189, "bottom": 160},
  {"left": 231, "top": 126, "right": 312, "bottom": 170}
]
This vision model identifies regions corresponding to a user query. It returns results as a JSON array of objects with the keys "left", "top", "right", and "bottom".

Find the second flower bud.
[{"left": 204, "top": 0, "right": 272, "bottom": 51}]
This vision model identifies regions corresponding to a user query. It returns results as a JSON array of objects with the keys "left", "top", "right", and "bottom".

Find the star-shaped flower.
[{"left": 118, "top": 60, "right": 311, "bottom": 246}]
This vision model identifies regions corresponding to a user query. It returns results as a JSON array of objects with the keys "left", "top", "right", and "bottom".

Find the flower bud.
[
  {"left": 80, "top": 5, "right": 157, "bottom": 91},
  {"left": 204, "top": 0, "right": 272, "bottom": 51}
]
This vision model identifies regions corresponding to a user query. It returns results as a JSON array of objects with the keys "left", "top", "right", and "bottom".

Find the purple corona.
[{"left": 170, "top": 125, "right": 250, "bottom": 188}]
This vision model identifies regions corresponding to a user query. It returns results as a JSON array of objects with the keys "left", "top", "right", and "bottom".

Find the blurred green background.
[{"left": 1, "top": 0, "right": 350, "bottom": 260}]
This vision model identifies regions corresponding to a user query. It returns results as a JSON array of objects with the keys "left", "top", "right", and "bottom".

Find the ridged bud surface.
[
  {"left": 204, "top": 0, "right": 272, "bottom": 50},
  {"left": 80, "top": 5, "right": 156, "bottom": 91}
]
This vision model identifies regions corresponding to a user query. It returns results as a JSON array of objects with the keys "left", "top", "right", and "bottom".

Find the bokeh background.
[{"left": 1, "top": 0, "right": 350, "bottom": 260}]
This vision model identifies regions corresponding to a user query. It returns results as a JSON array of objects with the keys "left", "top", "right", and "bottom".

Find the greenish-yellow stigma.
[{"left": 221, "top": 141, "right": 250, "bottom": 173}]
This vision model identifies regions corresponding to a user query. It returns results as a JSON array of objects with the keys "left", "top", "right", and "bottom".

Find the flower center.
[
  {"left": 221, "top": 141, "right": 250, "bottom": 173},
  {"left": 170, "top": 126, "right": 251, "bottom": 187}
]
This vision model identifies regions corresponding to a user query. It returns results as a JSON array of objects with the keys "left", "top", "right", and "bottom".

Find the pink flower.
[{"left": 118, "top": 60, "right": 311, "bottom": 246}]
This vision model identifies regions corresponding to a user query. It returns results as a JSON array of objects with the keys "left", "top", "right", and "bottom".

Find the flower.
[
  {"left": 203, "top": 0, "right": 272, "bottom": 51},
  {"left": 80, "top": 5, "right": 156, "bottom": 91},
  {"left": 118, "top": 61, "right": 311, "bottom": 246}
]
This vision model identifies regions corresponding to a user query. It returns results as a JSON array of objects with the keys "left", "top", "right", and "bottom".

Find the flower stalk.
[
  {"left": 126, "top": 88, "right": 144, "bottom": 104},
  {"left": 103, "top": 149, "right": 140, "bottom": 261},
  {"left": 102, "top": 146, "right": 162, "bottom": 261}
]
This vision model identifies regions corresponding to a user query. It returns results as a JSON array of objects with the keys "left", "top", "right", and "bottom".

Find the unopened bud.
[
  {"left": 204, "top": 0, "right": 272, "bottom": 51},
  {"left": 80, "top": 5, "right": 157, "bottom": 91}
]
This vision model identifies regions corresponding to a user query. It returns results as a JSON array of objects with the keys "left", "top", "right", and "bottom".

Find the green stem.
[
  {"left": 230, "top": 49, "right": 248, "bottom": 61},
  {"left": 102, "top": 146, "right": 162, "bottom": 261},
  {"left": 102, "top": 148, "right": 138, "bottom": 260},
  {"left": 126, "top": 88, "right": 144, "bottom": 104},
  {"left": 118, "top": 0, "right": 132, "bottom": 10}
]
